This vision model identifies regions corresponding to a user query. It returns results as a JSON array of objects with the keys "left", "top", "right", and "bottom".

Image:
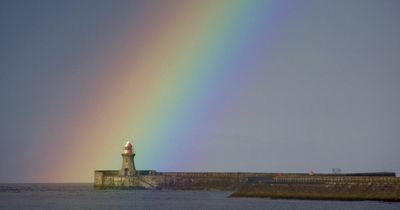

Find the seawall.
[
  {"left": 94, "top": 170, "right": 276, "bottom": 190},
  {"left": 94, "top": 170, "right": 398, "bottom": 193}
]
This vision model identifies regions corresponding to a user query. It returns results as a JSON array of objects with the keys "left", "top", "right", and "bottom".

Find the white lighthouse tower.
[{"left": 119, "top": 141, "right": 136, "bottom": 176}]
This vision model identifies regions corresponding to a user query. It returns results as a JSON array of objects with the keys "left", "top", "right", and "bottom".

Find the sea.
[{"left": 0, "top": 183, "right": 399, "bottom": 210}]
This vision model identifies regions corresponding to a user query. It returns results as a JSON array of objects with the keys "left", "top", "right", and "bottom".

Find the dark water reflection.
[{"left": 0, "top": 183, "right": 399, "bottom": 210}]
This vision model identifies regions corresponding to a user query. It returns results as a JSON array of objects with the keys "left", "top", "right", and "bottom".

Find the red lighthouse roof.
[
  {"left": 125, "top": 141, "right": 132, "bottom": 149},
  {"left": 123, "top": 141, "right": 134, "bottom": 154}
]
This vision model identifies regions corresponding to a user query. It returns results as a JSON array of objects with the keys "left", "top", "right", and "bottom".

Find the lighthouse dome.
[
  {"left": 125, "top": 141, "right": 132, "bottom": 149},
  {"left": 123, "top": 141, "right": 133, "bottom": 154}
]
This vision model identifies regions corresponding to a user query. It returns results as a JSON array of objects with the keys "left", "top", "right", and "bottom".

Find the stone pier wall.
[
  {"left": 94, "top": 170, "right": 399, "bottom": 191},
  {"left": 94, "top": 170, "right": 276, "bottom": 190}
]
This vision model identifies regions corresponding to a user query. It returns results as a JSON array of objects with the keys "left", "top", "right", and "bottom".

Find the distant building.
[{"left": 332, "top": 168, "right": 341, "bottom": 174}]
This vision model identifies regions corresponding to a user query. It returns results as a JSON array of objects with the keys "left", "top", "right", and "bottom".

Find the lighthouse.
[{"left": 119, "top": 140, "right": 136, "bottom": 176}]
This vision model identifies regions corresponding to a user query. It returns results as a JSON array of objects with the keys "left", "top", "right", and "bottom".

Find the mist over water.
[{"left": 0, "top": 184, "right": 399, "bottom": 210}]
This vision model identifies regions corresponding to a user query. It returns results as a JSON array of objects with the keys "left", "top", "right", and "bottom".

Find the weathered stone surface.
[
  {"left": 119, "top": 154, "right": 136, "bottom": 176},
  {"left": 94, "top": 170, "right": 276, "bottom": 190}
]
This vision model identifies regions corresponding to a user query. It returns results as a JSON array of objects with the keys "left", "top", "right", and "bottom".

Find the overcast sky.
[{"left": 1, "top": 0, "right": 400, "bottom": 182}]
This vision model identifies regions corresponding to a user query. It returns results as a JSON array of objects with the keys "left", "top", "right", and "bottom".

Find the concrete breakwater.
[{"left": 230, "top": 175, "right": 400, "bottom": 201}]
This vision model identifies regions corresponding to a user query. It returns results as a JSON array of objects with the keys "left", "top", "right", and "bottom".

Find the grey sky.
[{"left": 0, "top": 0, "right": 400, "bottom": 182}]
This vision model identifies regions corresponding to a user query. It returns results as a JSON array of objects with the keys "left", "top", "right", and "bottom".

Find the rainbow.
[{"left": 42, "top": 0, "right": 286, "bottom": 182}]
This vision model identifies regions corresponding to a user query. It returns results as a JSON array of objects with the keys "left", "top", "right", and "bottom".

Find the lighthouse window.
[{"left": 124, "top": 168, "right": 128, "bottom": 176}]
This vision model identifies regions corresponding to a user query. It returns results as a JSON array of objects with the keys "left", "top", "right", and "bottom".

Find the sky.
[{"left": 0, "top": 0, "right": 399, "bottom": 183}]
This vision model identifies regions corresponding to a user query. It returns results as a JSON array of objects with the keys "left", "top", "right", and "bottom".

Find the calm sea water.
[{"left": 0, "top": 183, "right": 399, "bottom": 210}]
